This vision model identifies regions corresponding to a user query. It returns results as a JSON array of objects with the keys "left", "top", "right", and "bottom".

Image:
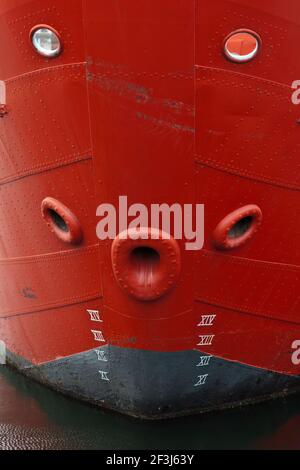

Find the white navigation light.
[{"left": 31, "top": 27, "right": 61, "bottom": 58}]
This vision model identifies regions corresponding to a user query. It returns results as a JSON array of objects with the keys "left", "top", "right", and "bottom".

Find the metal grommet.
[
  {"left": 223, "top": 30, "right": 261, "bottom": 63},
  {"left": 111, "top": 227, "right": 181, "bottom": 302},
  {"left": 213, "top": 205, "right": 262, "bottom": 250},
  {"left": 41, "top": 197, "right": 83, "bottom": 245},
  {"left": 30, "top": 25, "right": 62, "bottom": 58}
]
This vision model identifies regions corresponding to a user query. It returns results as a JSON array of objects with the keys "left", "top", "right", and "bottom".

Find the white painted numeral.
[
  {"left": 0, "top": 340, "right": 6, "bottom": 365},
  {"left": 95, "top": 350, "right": 108, "bottom": 362},
  {"left": 197, "top": 335, "right": 215, "bottom": 346},
  {"left": 99, "top": 371, "right": 110, "bottom": 381},
  {"left": 197, "top": 355, "right": 212, "bottom": 367},
  {"left": 198, "top": 315, "right": 216, "bottom": 327},
  {"left": 194, "top": 374, "right": 208, "bottom": 387},
  {"left": 91, "top": 330, "right": 105, "bottom": 342},
  {"left": 0, "top": 82, "right": 6, "bottom": 105},
  {"left": 87, "top": 309, "right": 102, "bottom": 322}
]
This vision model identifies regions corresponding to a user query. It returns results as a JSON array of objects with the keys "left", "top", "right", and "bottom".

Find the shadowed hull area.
[{"left": 7, "top": 347, "right": 300, "bottom": 419}]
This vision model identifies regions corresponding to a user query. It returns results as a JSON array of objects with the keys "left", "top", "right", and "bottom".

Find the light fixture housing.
[
  {"left": 30, "top": 25, "right": 62, "bottom": 58},
  {"left": 223, "top": 30, "right": 261, "bottom": 63}
]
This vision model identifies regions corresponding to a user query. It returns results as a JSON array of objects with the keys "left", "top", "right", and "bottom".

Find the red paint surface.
[{"left": 0, "top": 0, "right": 299, "bottom": 380}]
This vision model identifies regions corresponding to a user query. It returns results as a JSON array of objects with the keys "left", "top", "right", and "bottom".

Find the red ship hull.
[{"left": 0, "top": 0, "right": 299, "bottom": 419}]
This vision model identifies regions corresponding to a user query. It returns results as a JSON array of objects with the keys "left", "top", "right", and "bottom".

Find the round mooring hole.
[
  {"left": 213, "top": 205, "right": 263, "bottom": 250},
  {"left": 129, "top": 246, "right": 161, "bottom": 290},
  {"left": 111, "top": 227, "right": 181, "bottom": 301},
  {"left": 228, "top": 216, "right": 253, "bottom": 239},
  {"left": 130, "top": 246, "right": 160, "bottom": 270},
  {"left": 41, "top": 197, "right": 83, "bottom": 245},
  {"left": 48, "top": 209, "right": 69, "bottom": 233}
]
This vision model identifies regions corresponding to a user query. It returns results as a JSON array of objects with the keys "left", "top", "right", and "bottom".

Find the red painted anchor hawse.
[{"left": 0, "top": 0, "right": 299, "bottom": 418}]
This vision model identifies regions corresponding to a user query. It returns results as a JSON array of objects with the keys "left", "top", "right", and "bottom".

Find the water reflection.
[{"left": 1, "top": 365, "right": 300, "bottom": 450}]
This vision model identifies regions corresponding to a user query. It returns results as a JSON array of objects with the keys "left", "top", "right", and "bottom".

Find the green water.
[{"left": 0, "top": 365, "right": 300, "bottom": 450}]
